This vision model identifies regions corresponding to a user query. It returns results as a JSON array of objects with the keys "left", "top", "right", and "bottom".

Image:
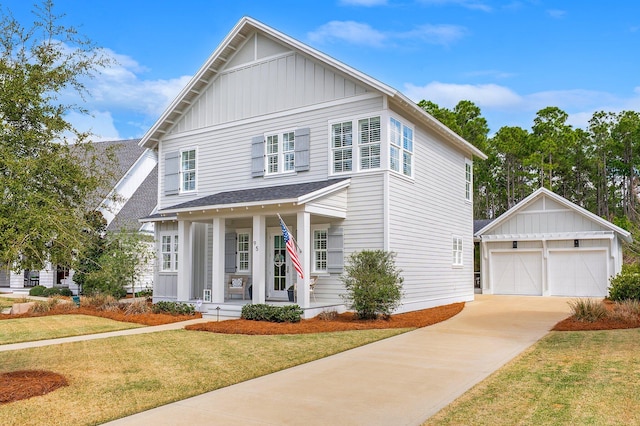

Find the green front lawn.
[
  {"left": 426, "top": 329, "right": 640, "bottom": 425},
  {"left": 0, "top": 327, "right": 407, "bottom": 425},
  {"left": 0, "top": 315, "right": 143, "bottom": 345}
]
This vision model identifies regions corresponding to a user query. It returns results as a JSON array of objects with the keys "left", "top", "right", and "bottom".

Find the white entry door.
[
  {"left": 268, "top": 229, "right": 292, "bottom": 299},
  {"left": 490, "top": 250, "right": 543, "bottom": 295}
]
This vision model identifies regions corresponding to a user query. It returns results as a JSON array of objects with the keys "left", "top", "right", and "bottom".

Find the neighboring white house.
[
  {"left": 140, "top": 16, "right": 486, "bottom": 318},
  {"left": 475, "top": 187, "right": 632, "bottom": 297},
  {"left": 0, "top": 139, "right": 158, "bottom": 295}
]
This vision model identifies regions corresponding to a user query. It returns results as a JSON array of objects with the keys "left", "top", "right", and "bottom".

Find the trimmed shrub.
[
  {"left": 152, "top": 301, "right": 196, "bottom": 316},
  {"left": 29, "top": 285, "right": 46, "bottom": 296},
  {"left": 608, "top": 269, "right": 640, "bottom": 301},
  {"left": 341, "top": 250, "right": 403, "bottom": 320},
  {"left": 241, "top": 304, "right": 303, "bottom": 323},
  {"left": 42, "top": 287, "right": 61, "bottom": 297},
  {"left": 59, "top": 288, "right": 73, "bottom": 297},
  {"left": 568, "top": 298, "right": 608, "bottom": 322}
]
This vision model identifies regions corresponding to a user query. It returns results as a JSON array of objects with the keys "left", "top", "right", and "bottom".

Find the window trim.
[
  {"left": 236, "top": 229, "right": 252, "bottom": 273},
  {"left": 329, "top": 114, "right": 383, "bottom": 176},
  {"left": 179, "top": 147, "right": 197, "bottom": 193},
  {"left": 311, "top": 224, "right": 329, "bottom": 274},
  {"left": 452, "top": 235, "right": 463, "bottom": 267},
  {"left": 160, "top": 232, "right": 179, "bottom": 273},
  {"left": 264, "top": 129, "right": 296, "bottom": 177},
  {"left": 389, "top": 115, "right": 414, "bottom": 178}
]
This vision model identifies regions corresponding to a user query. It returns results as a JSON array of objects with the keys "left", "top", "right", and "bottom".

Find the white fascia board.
[
  {"left": 160, "top": 198, "right": 300, "bottom": 215},
  {"left": 296, "top": 179, "right": 350, "bottom": 204},
  {"left": 480, "top": 231, "right": 615, "bottom": 242}
]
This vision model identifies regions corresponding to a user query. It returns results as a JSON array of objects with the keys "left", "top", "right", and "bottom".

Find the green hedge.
[
  {"left": 609, "top": 269, "right": 640, "bottom": 301},
  {"left": 151, "top": 301, "right": 196, "bottom": 316},
  {"left": 29, "top": 285, "right": 46, "bottom": 296},
  {"left": 241, "top": 304, "right": 303, "bottom": 323}
]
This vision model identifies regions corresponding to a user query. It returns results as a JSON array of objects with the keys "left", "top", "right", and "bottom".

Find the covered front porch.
[{"left": 148, "top": 179, "right": 350, "bottom": 319}]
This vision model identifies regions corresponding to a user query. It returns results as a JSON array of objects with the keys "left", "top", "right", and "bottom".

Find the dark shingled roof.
[
  {"left": 108, "top": 165, "right": 158, "bottom": 232},
  {"left": 163, "top": 178, "right": 349, "bottom": 212},
  {"left": 91, "top": 139, "right": 144, "bottom": 189},
  {"left": 474, "top": 219, "right": 494, "bottom": 234}
]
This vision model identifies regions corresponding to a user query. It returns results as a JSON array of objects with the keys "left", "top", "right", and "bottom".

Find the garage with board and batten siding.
[{"left": 475, "top": 188, "right": 632, "bottom": 297}]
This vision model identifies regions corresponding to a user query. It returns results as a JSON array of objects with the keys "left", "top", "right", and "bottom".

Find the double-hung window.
[
  {"left": 181, "top": 149, "right": 196, "bottom": 192},
  {"left": 161, "top": 234, "right": 179, "bottom": 272},
  {"left": 359, "top": 117, "right": 381, "bottom": 169},
  {"left": 452, "top": 236, "right": 463, "bottom": 266},
  {"left": 313, "top": 228, "right": 328, "bottom": 273},
  {"left": 331, "top": 121, "right": 353, "bottom": 173},
  {"left": 465, "top": 159, "right": 473, "bottom": 202},
  {"left": 265, "top": 131, "right": 295, "bottom": 175},
  {"left": 237, "top": 232, "right": 251, "bottom": 273},
  {"left": 390, "top": 117, "right": 413, "bottom": 177}
]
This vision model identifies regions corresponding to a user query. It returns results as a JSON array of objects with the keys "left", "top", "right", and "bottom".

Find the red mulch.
[
  {"left": 553, "top": 300, "right": 640, "bottom": 331},
  {"left": 0, "top": 370, "right": 68, "bottom": 405},
  {"left": 185, "top": 302, "right": 465, "bottom": 335}
]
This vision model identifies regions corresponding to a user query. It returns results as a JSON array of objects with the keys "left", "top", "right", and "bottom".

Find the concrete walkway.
[{"left": 102, "top": 295, "right": 572, "bottom": 426}]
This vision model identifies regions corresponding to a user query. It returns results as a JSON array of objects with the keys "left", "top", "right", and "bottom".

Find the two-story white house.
[{"left": 140, "top": 17, "right": 486, "bottom": 318}]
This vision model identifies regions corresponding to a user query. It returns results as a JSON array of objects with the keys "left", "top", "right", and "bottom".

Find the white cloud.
[
  {"left": 64, "top": 110, "right": 121, "bottom": 142},
  {"left": 403, "top": 81, "right": 522, "bottom": 108},
  {"left": 418, "top": 0, "right": 492, "bottom": 12},
  {"left": 547, "top": 9, "right": 567, "bottom": 19},
  {"left": 308, "top": 21, "right": 466, "bottom": 47},
  {"left": 339, "top": 0, "right": 388, "bottom": 6},
  {"left": 308, "top": 21, "right": 387, "bottom": 47}
]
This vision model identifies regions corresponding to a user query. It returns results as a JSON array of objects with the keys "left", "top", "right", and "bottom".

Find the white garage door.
[
  {"left": 491, "top": 251, "right": 543, "bottom": 295},
  {"left": 548, "top": 250, "right": 608, "bottom": 297}
]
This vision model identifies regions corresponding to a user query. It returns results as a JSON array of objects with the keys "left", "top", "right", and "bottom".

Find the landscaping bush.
[
  {"left": 29, "top": 297, "right": 63, "bottom": 314},
  {"left": 124, "top": 299, "right": 152, "bottom": 315},
  {"left": 59, "top": 288, "right": 73, "bottom": 297},
  {"left": 241, "top": 304, "right": 303, "bottom": 323},
  {"left": 28, "top": 285, "right": 46, "bottom": 296},
  {"left": 568, "top": 298, "right": 608, "bottom": 322},
  {"left": 340, "top": 250, "right": 403, "bottom": 320},
  {"left": 152, "top": 301, "right": 196, "bottom": 316},
  {"left": 608, "top": 268, "right": 640, "bottom": 301},
  {"left": 42, "top": 287, "right": 61, "bottom": 297},
  {"left": 609, "top": 299, "right": 640, "bottom": 322}
]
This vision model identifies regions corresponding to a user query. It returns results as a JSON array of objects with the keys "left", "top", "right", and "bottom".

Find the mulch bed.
[
  {"left": 186, "top": 302, "right": 465, "bottom": 335},
  {"left": 553, "top": 300, "right": 640, "bottom": 331},
  {"left": 0, "top": 370, "right": 68, "bottom": 405}
]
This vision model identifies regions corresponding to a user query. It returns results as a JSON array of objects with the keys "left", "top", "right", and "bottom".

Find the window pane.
[
  {"left": 403, "top": 126, "right": 413, "bottom": 152},
  {"left": 313, "top": 230, "right": 328, "bottom": 271},
  {"left": 403, "top": 151, "right": 412, "bottom": 176},
  {"left": 180, "top": 150, "right": 196, "bottom": 191},
  {"left": 390, "top": 146, "right": 400, "bottom": 172},
  {"left": 390, "top": 117, "right": 401, "bottom": 147}
]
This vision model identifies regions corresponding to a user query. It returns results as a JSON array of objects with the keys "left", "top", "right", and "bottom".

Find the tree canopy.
[{"left": 0, "top": 0, "right": 114, "bottom": 270}]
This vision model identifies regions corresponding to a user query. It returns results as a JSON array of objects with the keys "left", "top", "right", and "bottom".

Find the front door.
[{"left": 268, "top": 229, "right": 290, "bottom": 299}]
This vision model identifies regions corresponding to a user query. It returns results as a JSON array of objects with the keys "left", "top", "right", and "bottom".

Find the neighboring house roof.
[
  {"left": 138, "top": 16, "right": 486, "bottom": 161},
  {"left": 156, "top": 178, "right": 349, "bottom": 215},
  {"left": 107, "top": 165, "right": 158, "bottom": 232},
  {"left": 474, "top": 187, "right": 632, "bottom": 243},
  {"left": 473, "top": 219, "right": 494, "bottom": 234},
  {"left": 91, "top": 139, "right": 145, "bottom": 189}
]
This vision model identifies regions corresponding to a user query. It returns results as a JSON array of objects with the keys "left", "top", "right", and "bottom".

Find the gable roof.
[
  {"left": 475, "top": 187, "right": 632, "bottom": 243},
  {"left": 92, "top": 139, "right": 145, "bottom": 189},
  {"left": 107, "top": 165, "right": 158, "bottom": 232},
  {"left": 155, "top": 178, "right": 349, "bottom": 215},
  {"left": 139, "top": 17, "right": 486, "bottom": 161}
]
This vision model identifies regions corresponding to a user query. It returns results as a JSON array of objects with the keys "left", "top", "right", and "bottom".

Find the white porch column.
[
  {"left": 177, "top": 220, "right": 192, "bottom": 301},
  {"left": 296, "top": 211, "right": 311, "bottom": 308},
  {"left": 212, "top": 217, "right": 225, "bottom": 303},
  {"left": 252, "top": 215, "right": 266, "bottom": 304}
]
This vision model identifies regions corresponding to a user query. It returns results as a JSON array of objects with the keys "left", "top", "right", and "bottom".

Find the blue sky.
[{"left": 5, "top": 0, "right": 640, "bottom": 140}]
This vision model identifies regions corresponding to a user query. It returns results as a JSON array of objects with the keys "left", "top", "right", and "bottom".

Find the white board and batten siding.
[
  {"left": 478, "top": 189, "right": 629, "bottom": 297},
  {"left": 388, "top": 117, "right": 475, "bottom": 312}
]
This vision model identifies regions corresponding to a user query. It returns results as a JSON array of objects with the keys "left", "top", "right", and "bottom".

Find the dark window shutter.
[
  {"left": 295, "top": 127, "right": 310, "bottom": 172},
  {"left": 327, "top": 227, "right": 344, "bottom": 273},
  {"left": 165, "top": 151, "right": 180, "bottom": 195},
  {"left": 225, "top": 233, "right": 237, "bottom": 273},
  {"left": 251, "top": 135, "right": 265, "bottom": 177}
]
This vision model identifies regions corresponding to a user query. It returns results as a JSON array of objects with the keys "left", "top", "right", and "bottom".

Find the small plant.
[
  {"left": 136, "top": 287, "right": 153, "bottom": 298},
  {"left": 341, "top": 250, "right": 403, "bottom": 320},
  {"left": 81, "top": 294, "right": 120, "bottom": 311},
  {"left": 317, "top": 309, "right": 338, "bottom": 321},
  {"left": 29, "top": 297, "right": 62, "bottom": 313},
  {"left": 241, "top": 304, "right": 303, "bottom": 323},
  {"left": 124, "top": 299, "right": 151, "bottom": 315},
  {"left": 59, "top": 288, "right": 73, "bottom": 297},
  {"left": 29, "top": 285, "right": 46, "bottom": 296},
  {"left": 608, "top": 269, "right": 640, "bottom": 301},
  {"left": 609, "top": 299, "right": 640, "bottom": 322},
  {"left": 152, "top": 301, "right": 196, "bottom": 316},
  {"left": 42, "top": 287, "right": 61, "bottom": 297},
  {"left": 568, "top": 298, "right": 608, "bottom": 322}
]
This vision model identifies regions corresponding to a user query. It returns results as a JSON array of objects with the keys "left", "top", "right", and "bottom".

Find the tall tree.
[
  {"left": 530, "top": 107, "right": 573, "bottom": 191},
  {"left": 0, "top": 1, "right": 113, "bottom": 271}
]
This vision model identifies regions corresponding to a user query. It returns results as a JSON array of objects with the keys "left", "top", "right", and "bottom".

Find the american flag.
[{"left": 279, "top": 216, "right": 304, "bottom": 279}]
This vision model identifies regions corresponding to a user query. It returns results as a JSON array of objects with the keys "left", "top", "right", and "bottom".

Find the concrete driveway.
[{"left": 105, "top": 295, "right": 572, "bottom": 426}]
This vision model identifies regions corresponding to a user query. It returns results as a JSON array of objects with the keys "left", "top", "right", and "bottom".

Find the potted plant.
[{"left": 287, "top": 285, "right": 295, "bottom": 302}]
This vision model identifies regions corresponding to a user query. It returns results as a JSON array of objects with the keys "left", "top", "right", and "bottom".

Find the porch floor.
[{"left": 196, "top": 298, "right": 346, "bottom": 319}]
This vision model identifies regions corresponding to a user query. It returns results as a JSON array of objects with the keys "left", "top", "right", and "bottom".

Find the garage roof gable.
[{"left": 475, "top": 187, "right": 632, "bottom": 243}]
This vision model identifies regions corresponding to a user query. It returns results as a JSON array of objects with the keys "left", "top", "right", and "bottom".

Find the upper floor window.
[
  {"left": 465, "top": 159, "right": 473, "bottom": 202},
  {"left": 265, "top": 131, "right": 295, "bottom": 175},
  {"left": 331, "top": 121, "right": 353, "bottom": 173},
  {"left": 161, "top": 234, "right": 179, "bottom": 272},
  {"left": 390, "top": 117, "right": 413, "bottom": 178},
  {"left": 359, "top": 117, "right": 381, "bottom": 170},
  {"left": 452, "top": 236, "right": 463, "bottom": 266},
  {"left": 181, "top": 149, "right": 196, "bottom": 192}
]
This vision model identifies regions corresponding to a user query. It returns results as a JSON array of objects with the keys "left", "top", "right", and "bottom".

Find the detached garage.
[{"left": 475, "top": 188, "right": 632, "bottom": 297}]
